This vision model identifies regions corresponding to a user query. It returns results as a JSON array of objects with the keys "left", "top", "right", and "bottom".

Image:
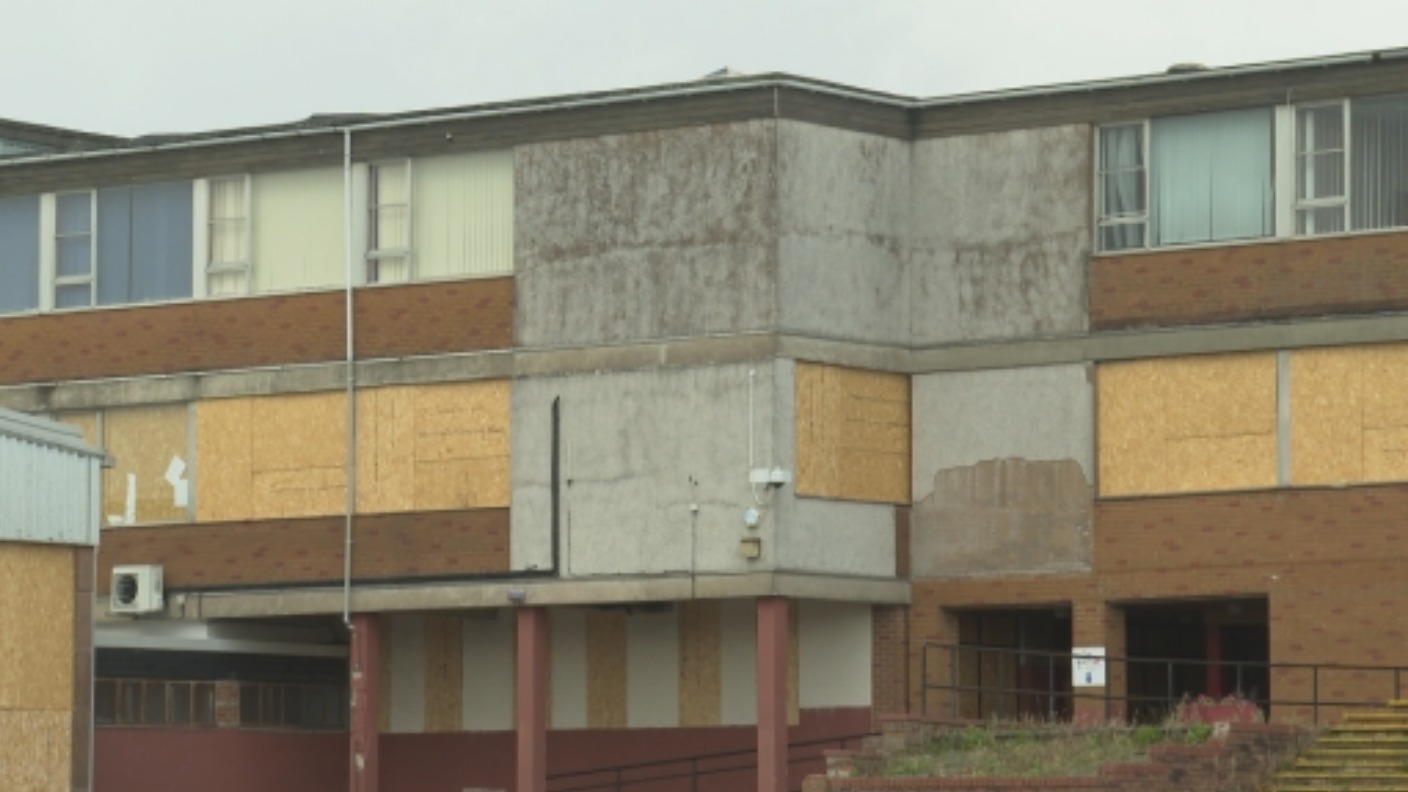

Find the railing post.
[
  {"left": 1048, "top": 652, "right": 1056, "bottom": 721},
  {"left": 1166, "top": 660, "right": 1176, "bottom": 715},
  {"left": 949, "top": 644, "right": 958, "bottom": 719},
  {"left": 1312, "top": 666, "right": 1319, "bottom": 726},
  {"left": 1236, "top": 662, "right": 1244, "bottom": 696}
]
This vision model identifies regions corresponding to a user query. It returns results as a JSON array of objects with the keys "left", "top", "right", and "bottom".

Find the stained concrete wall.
[
  {"left": 911, "top": 365, "right": 1094, "bottom": 578},
  {"left": 515, "top": 121, "right": 778, "bottom": 348},
  {"left": 777, "top": 122, "right": 910, "bottom": 346},
  {"left": 511, "top": 363, "right": 779, "bottom": 576},
  {"left": 908, "top": 125, "right": 1091, "bottom": 345}
]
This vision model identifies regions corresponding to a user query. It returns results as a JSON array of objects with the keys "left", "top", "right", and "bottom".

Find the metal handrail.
[
  {"left": 545, "top": 732, "right": 870, "bottom": 792},
  {"left": 921, "top": 641, "right": 1408, "bottom": 726}
]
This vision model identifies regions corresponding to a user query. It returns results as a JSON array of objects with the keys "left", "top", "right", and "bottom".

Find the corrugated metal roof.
[{"left": 0, "top": 407, "right": 107, "bottom": 459}]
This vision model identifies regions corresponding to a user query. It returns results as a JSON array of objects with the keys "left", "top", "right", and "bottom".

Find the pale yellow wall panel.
[
  {"left": 414, "top": 150, "right": 514, "bottom": 279},
  {"left": 1098, "top": 353, "right": 1277, "bottom": 496},
  {"left": 195, "top": 399, "right": 254, "bottom": 522},
  {"left": 678, "top": 602, "right": 721, "bottom": 727},
  {"left": 796, "top": 363, "right": 911, "bottom": 504},
  {"left": 0, "top": 545, "right": 73, "bottom": 712},
  {"left": 586, "top": 610, "right": 628, "bottom": 729},
  {"left": 0, "top": 710, "right": 70, "bottom": 792},
  {"left": 102, "top": 405, "right": 189, "bottom": 525},
  {"left": 251, "top": 167, "right": 345, "bottom": 293},
  {"left": 423, "top": 616, "right": 463, "bottom": 733}
]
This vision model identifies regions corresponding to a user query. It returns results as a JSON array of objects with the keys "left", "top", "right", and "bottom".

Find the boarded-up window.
[
  {"left": 101, "top": 405, "right": 191, "bottom": 527},
  {"left": 795, "top": 363, "right": 911, "bottom": 504}
]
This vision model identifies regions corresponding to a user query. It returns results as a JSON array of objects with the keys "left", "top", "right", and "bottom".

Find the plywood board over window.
[
  {"left": 1292, "top": 344, "right": 1408, "bottom": 485},
  {"left": 195, "top": 393, "right": 346, "bottom": 522},
  {"left": 356, "top": 381, "right": 510, "bottom": 513},
  {"left": 796, "top": 363, "right": 911, "bottom": 503},
  {"left": 102, "top": 405, "right": 190, "bottom": 526},
  {"left": 1098, "top": 353, "right": 1277, "bottom": 496}
]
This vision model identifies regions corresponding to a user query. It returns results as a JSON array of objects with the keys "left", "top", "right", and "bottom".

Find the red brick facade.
[
  {"left": 96, "top": 508, "right": 511, "bottom": 593},
  {"left": 0, "top": 277, "right": 513, "bottom": 386},
  {"left": 1090, "top": 232, "right": 1408, "bottom": 329}
]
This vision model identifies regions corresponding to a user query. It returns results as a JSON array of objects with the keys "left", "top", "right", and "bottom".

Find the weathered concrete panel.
[
  {"left": 516, "top": 122, "right": 778, "bottom": 347},
  {"left": 912, "top": 458, "right": 1092, "bottom": 578},
  {"left": 909, "top": 125, "right": 1091, "bottom": 344},
  {"left": 777, "top": 122, "right": 910, "bottom": 346},
  {"left": 911, "top": 365, "right": 1094, "bottom": 578},
  {"left": 511, "top": 363, "right": 779, "bottom": 577},
  {"left": 913, "top": 365, "right": 1094, "bottom": 499}
]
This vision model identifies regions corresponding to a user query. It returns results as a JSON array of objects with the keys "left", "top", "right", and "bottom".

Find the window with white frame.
[
  {"left": 1296, "top": 93, "right": 1408, "bottom": 235},
  {"left": 54, "top": 191, "right": 95, "bottom": 308},
  {"left": 207, "top": 175, "right": 251, "bottom": 296},
  {"left": 1098, "top": 108, "right": 1274, "bottom": 251},
  {"left": 366, "top": 160, "right": 410, "bottom": 284}
]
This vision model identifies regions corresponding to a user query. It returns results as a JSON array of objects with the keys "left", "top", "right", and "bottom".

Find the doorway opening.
[
  {"left": 1123, "top": 597, "right": 1269, "bottom": 721},
  {"left": 952, "top": 606, "right": 1073, "bottom": 721}
]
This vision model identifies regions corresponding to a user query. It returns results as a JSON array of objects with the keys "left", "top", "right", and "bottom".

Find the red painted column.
[
  {"left": 1205, "top": 622, "right": 1223, "bottom": 699},
  {"left": 349, "top": 613, "right": 381, "bottom": 792},
  {"left": 757, "top": 597, "right": 789, "bottom": 792},
  {"left": 516, "top": 606, "right": 550, "bottom": 792}
]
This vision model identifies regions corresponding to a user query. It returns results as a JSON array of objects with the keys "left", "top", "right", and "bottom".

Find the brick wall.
[
  {"left": 1090, "top": 232, "right": 1408, "bottom": 329},
  {"left": 908, "top": 483, "right": 1408, "bottom": 722},
  {"left": 0, "top": 277, "right": 513, "bottom": 386},
  {"left": 96, "top": 508, "right": 510, "bottom": 592},
  {"left": 872, "top": 606, "right": 909, "bottom": 723}
]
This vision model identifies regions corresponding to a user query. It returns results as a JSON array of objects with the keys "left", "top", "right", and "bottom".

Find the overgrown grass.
[{"left": 860, "top": 720, "right": 1216, "bottom": 778}]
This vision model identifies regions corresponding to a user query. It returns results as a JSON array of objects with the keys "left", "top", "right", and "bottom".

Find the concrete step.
[
  {"left": 1345, "top": 712, "right": 1408, "bottom": 723},
  {"left": 1333, "top": 725, "right": 1408, "bottom": 734},
  {"left": 1296, "top": 758, "right": 1408, "bottom": 769},
  {"left": 1279, "top": 771, "right": 1408, "bottom": 781}
]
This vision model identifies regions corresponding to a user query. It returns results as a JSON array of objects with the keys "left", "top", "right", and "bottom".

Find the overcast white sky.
[{"left": 8, "top": 0, "right": 1408, "bottom": 137}]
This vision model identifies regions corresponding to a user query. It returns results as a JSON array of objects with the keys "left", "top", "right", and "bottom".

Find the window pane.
[
  {"left": 143, "top": 681, "right": 166, "bottom": 725},
  {"left": 194, "top": 683, "right": 216, "bottom": 727},
  {"left": 0, "top": 195, "right": 39, "bottom": 314},
  {"left": 1102, "top": 172, "right": 1145, "bottom": 217},
  {"left": 1298, "top": 152, "right": 1345, "bottom": 200},
  {"left": 118, "top": 681, "right": 141, "bottom": 725},
  {"left": 210, "top": 177, "right": 247, "bottom": 266},
  {"left": 240, "top": 684, "right": 260, "bottom": 727},
  {"left": 1297, "top": 206, "right": 1346, "bottom": 234},
  {"left": 170, "top": 683, "right": 191, "bottom": 725},
  {"left": 1100, "top": 223, "right": 1145, "bottom": 251},
  {"left": 56, "top": 193, "right": 90, "bottom": 235},
  {"left": 55, "top": 283, "right": 91, "bottom": 308},
  {"left": 1100, "top": 125, "right": 1143, "bottom": 170},
  {"left": 56, "top": 236, "right": 90, "bottom": 278},
  {"left": 1151, "top": 107, "right": 1273, "bottom": 245},
  {"left": 1299, "top": 105, "right": 1344, "bottom": 151},
  {"left": 1351, "top": 93, "right": 1408, "bottom": 230},
  {"left": 99, "top": 182, "right": 193, "bottom": 306},
  {"left": 94, "top": 679, "right": 117, "bottom": 725}
]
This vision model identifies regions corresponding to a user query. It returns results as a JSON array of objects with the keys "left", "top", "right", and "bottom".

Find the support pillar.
[
  {"left": 757, "top": 597, "right": 789, "bottom": 792},
  {"left": 349, "top": 613, "right": 381, "bottom": 792},
  {"left": 516, "top": 607, "right": 549, "bottom": 792}
]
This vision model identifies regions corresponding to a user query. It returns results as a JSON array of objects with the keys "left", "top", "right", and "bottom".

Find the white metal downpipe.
[{"left": 341, "top": 128, "right": 356, "bottom": 628}]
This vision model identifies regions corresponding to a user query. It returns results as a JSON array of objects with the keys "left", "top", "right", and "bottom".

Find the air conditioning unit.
[{"left": 110, "top": 565, "right": 164, "bottom": 615}]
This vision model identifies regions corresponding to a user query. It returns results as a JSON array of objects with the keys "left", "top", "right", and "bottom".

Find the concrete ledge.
[{"left": 96, "top": 571, "right": 911, "bottom": 621}]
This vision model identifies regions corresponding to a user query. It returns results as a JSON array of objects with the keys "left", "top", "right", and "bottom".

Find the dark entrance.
[
  {"left": 953, "top": 607, "right": 1073, "bottom": 721},
  {"left": 1124, "top": 597, "right": 1269, "bottom": 721}
]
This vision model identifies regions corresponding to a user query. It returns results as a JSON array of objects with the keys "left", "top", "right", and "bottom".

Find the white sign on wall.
[{"left": 1072, "top": 646, "right": 1106, "bottom": 688}]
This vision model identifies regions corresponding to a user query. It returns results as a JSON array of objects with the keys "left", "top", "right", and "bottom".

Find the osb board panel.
[
  {"left": 357, "top": 381, "right": 511, "bottom": 514},
  {"left": 195, "top": 393, "right": 346, "bottom": 523},
  {"left": 796, "top": 363, "right": 911, "bottom": 504},
  {"left": 1098, "top": 353, "right": 1277, "bottom": 496},
  {"left": 422, "top": 616, "right": 463, "bottom": 733},
  {"left": 678, "top": 601, "right": 721, "bottom": 727},
  {"left": 1292, "top": 345, "right": 1408, "bottom": 485},
  {"left": 0, "top": 278, "right": 514, "bottom": 387},
  {"left": 1090, "top": 232, "right": 1408, "bottom": 330},
  {"left": 102, "top": 405, "right": 189, "bottom": 526},
  {"left": 0, "top": 544, "right": 74, "bottom": 711},
  {"left": 586, "top": 610, "right": 627, "bottom": 729},
  {"left": 0, "top": 710, "right": 70, "bottom": 792},
  {"left": 97, "top": 509, "right": 509, "bottom": 592},
  {"left": 54, "top": 412, "right": 98, "bottom": 446}
]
